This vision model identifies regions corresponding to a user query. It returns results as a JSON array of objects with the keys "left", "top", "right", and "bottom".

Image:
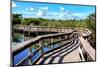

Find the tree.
[
  {"left": 85, "top": 12, "right": 96, "bottom": 30},
  {"left": 31, "top": 18, "right": 41, "bottom": 25},
  {"left": 85, "top": 12, "right": 96, "bottom": 49},
  {"left": 21, "top": 18, "right": 33, "bottom": 25},
  {"left": 12, "top": 14, "right": 22, "bottom": 25}
]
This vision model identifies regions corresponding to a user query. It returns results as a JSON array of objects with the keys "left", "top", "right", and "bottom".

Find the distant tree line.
[
  {"left": 12, "top": 13, "right": 96, "bottom": 30},
  {"left": 12, "top": 13, "right": 96, "bottom": 49}
]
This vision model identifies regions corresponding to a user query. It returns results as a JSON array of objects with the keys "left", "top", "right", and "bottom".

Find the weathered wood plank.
[
  {"left": 79, "top": 36, "right": 95, "bottom": 60},
  {"left": 12, "top": 32, "right": 73, "bottom": 56},
  {"left": 13, "top": 26, "right": 74, "bottom": 33}
]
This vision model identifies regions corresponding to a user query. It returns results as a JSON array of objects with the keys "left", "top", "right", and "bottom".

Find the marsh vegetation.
[{"left": 12, "top": 12, "right": 96, "bottom": 49}]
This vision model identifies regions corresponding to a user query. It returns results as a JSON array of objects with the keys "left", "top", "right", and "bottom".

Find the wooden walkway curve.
[
  {"left": 12, "top": 26, "right": 96, "bottom": 66},
  {"left": 79, "top": 36, "right": 95, "bottom": 61},
  {"left": 36, "top": 39, "right": 81, "bottom": 64}
]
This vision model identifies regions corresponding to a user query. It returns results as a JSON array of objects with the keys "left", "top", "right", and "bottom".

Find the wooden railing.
[
  {"left": 12, "top": 31, "right": 74, "bottom": 66},
  {"left": 13, "top": 25, "right": 92, "bottom": 37},
  {"left": 13, "top": 25, "right": 74, "bottom": 33},
  {"left": 78, "top": 30, "right": 95, "bottom": 61},
  {"left": 12, "top": 26, "right": 96, "bottom": 66}
]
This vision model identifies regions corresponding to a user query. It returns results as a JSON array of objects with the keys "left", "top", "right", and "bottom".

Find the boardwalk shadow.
[{"left": 38, "top": 39, "right": 79, "bottom": 64}]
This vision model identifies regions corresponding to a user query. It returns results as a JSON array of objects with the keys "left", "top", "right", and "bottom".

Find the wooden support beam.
[
  {"left": 28, "top": 26, "right": 31, "bottom": 40},
  {"left": 59, "top": 36, "right": 61, "bottom": 41},
  {"left": 59, "top": 36, "right": 64, "bottom": 45},
  {"left": 65, "top": 35, "right": 67, "bottom": 39},
  {"left": 12, "top": 32, "right": 73, "bottom": 56},
  {"left": 39, "top": 41, "right": 44, "bottom": 57},
  {"left": 79, "top": 43, "right": 85, "bottom": 61},
  {"left": 51, "top": 38, "right": 54, "bottom": 48},
  {"left": 79, "top": 36, "right": 95, "bottom": 61},
  {"left": 51, "top": 38, "right": 54, "bottom": 43},
  {"left": 23, "top": 26, "right": 25, "bottom": 41},
  {"left": 67, "top": 34, "right": 70, "bottom": 39},
  {"left": 28, "top": 47, "right": 33, "bottom": 65}
]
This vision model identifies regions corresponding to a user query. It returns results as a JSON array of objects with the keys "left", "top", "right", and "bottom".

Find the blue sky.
[{"left": 12, "top": 1, "right": 95, "bottom": 20}]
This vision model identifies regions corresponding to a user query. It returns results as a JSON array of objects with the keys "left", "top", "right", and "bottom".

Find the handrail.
[
  {"left": 12, "top": 25, "right": 95, "bottom": 65},
  {"left": 79, "top": 36, "right": 95, "bottom": 61},
  {"left": 16, "top": 47, "right": 41, "bottom": 65},
  {"left": 76, "top": 28, "right": 92, "bottom": 37},
  {"left": 12, "top": 26, "right": 92, "bottom": 56},
  {"left": 14, "top": 25, "right": 76, "bottom": 29},
  {"left": 13, "top": 26, "right": 74, "bottom": 33},
  {"left": 15, "top": 35, "right": 77, "bottom": 65},
  {"left": 13, "top": 25, "right": 92, "bottom": 36},
  {"left": 12, "top": 32, "right": 73, "bottom": 56}
]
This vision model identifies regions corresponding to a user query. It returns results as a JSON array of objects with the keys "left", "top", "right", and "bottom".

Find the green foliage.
[
  {"left": 31, "top": 44, "right": 39, "bottom": 49},
  {"left": 12, "top": 34, "right": 24, "bottom": 42},
  {"left": 21, "top": 18, "right": 33, "bottom": 25},
  {"left": 12, "top": 14, "right": 22, "bottom": 25},
  {"left": 12, "top": 13, "right": 96, "bottom": 30},
  {"left": 21, "top": 18, "right": 44, "bottom": 25},
  {"left": 12, "top": 13, "right": 96, "bottom": 49},
  {"left": 86, "top": 13, "right": 96, "bottom": 49},
  {"left": 85, "top": 13, "right": 96, "bottom": 31}
]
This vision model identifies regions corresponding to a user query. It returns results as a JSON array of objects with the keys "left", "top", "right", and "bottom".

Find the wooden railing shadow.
[
  {"left": 12, "top": 26, "right": 96, "bottom": 66},
  {"left": 12, "top": 30, "right": 74, "bottom": 66}
]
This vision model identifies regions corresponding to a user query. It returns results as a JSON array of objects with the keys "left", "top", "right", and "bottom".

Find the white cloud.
[
  {"left": 23, "top": 12, "right": 35, "bottom": 14},
  {"left": 44, "top": 7, "right": 48, "bottom": 10},
  {"left": 30, "top": 7, "right": 34, "bottom": 11},
  {"left": 73, "top": 13, "right": 86, "bottom": 17},
  {"left": 36, "top": 7, "right": 49, "bottom": 17},
  {"left": 23, "top": 6, "right": 84, "bottom": 20},
  {"left": 26, "top": 7, "right": 29, "bottom": 10},
  {"left": 12, "top": 1, "right": 16, "bottom": 8},
  {"left": 26, "top": 7, "right": 34, "bottom": 11},
  {"left": 41, "top": 6, "right": 48, "bottom": 11},
  {"left": 23, "top": 6, "right": 49, "bottom": 18},
  {"left": 72, "top": 12, "right": 88, "bottom": 19},
  {"left": 60, "top": 7, "right": 64, "bottom": 11},
  {"left": 35, "top": 9, "right": 82, "bottom": 20},
  {"left": 65, "top": 10, "right": 69, "bottom": 13},
  {"left": 36, "top": 9, "right": 43, "bottom": 17},
  {"left": 13, "top": 11, "right": 21, "bottom": 14}
]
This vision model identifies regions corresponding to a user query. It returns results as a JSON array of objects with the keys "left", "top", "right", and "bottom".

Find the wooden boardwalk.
[
  {"left": 13, "top": 26, "right": 74, "bottom": 33},
  {"left": 79, "top": 36, "right": 95, "bottom": 61},
  {"left": 36, "top": 39, "right": 81, "bottom": 64},
  {"left": 12, "top": 26, "right": 96, "bottom": 66},
  {"left": 36, "top": 48, "right": 81, "bottom": 64}
]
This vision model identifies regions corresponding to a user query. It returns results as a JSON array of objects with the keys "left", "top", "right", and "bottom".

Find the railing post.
[
  {"left": 65, "top": 35, "right": 67, "bottom": 39},
  {"left": 23, "top": 26, "right": 26, "bottom": 41},
  {"left": 64, "top": 29, "right": 66, "bottom": 33},
  {"left": 59, "top": 36, "right": 63, "bottom": 45},
  {"left": 50, "top": 27, "right": 51, "bottom": 33},
  {"left": 59, "top": 36, "right": 61, "bottom": 41},
  {"left": 28, "top": 47, "right": 33, "bottom": 65},
  {"left": 39, "top": 40, "right": 44, "bottom": 57},
  {"left": 60, "top": 29, "right": 62, "bottom": 33},
  {"left": 51, "top": 38, "right": 54, "bottom": 43},
  {"left": 67, "top": 34, "right": 70, "bottom": 40},
  {"left": 12, "top": 55, "right": 14, "bottom": 66},
  {"left": 79, "top": 43, "right": 85, "bottom": 61},
  {"left": 70, "top": 33, "right": 73, "bottom": 39},
  {"left": 51, "top": 38, "right": 54, "bottom": 48},
  {"left": 28, "top": 26, "right": 31, "bottom": 40}
]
